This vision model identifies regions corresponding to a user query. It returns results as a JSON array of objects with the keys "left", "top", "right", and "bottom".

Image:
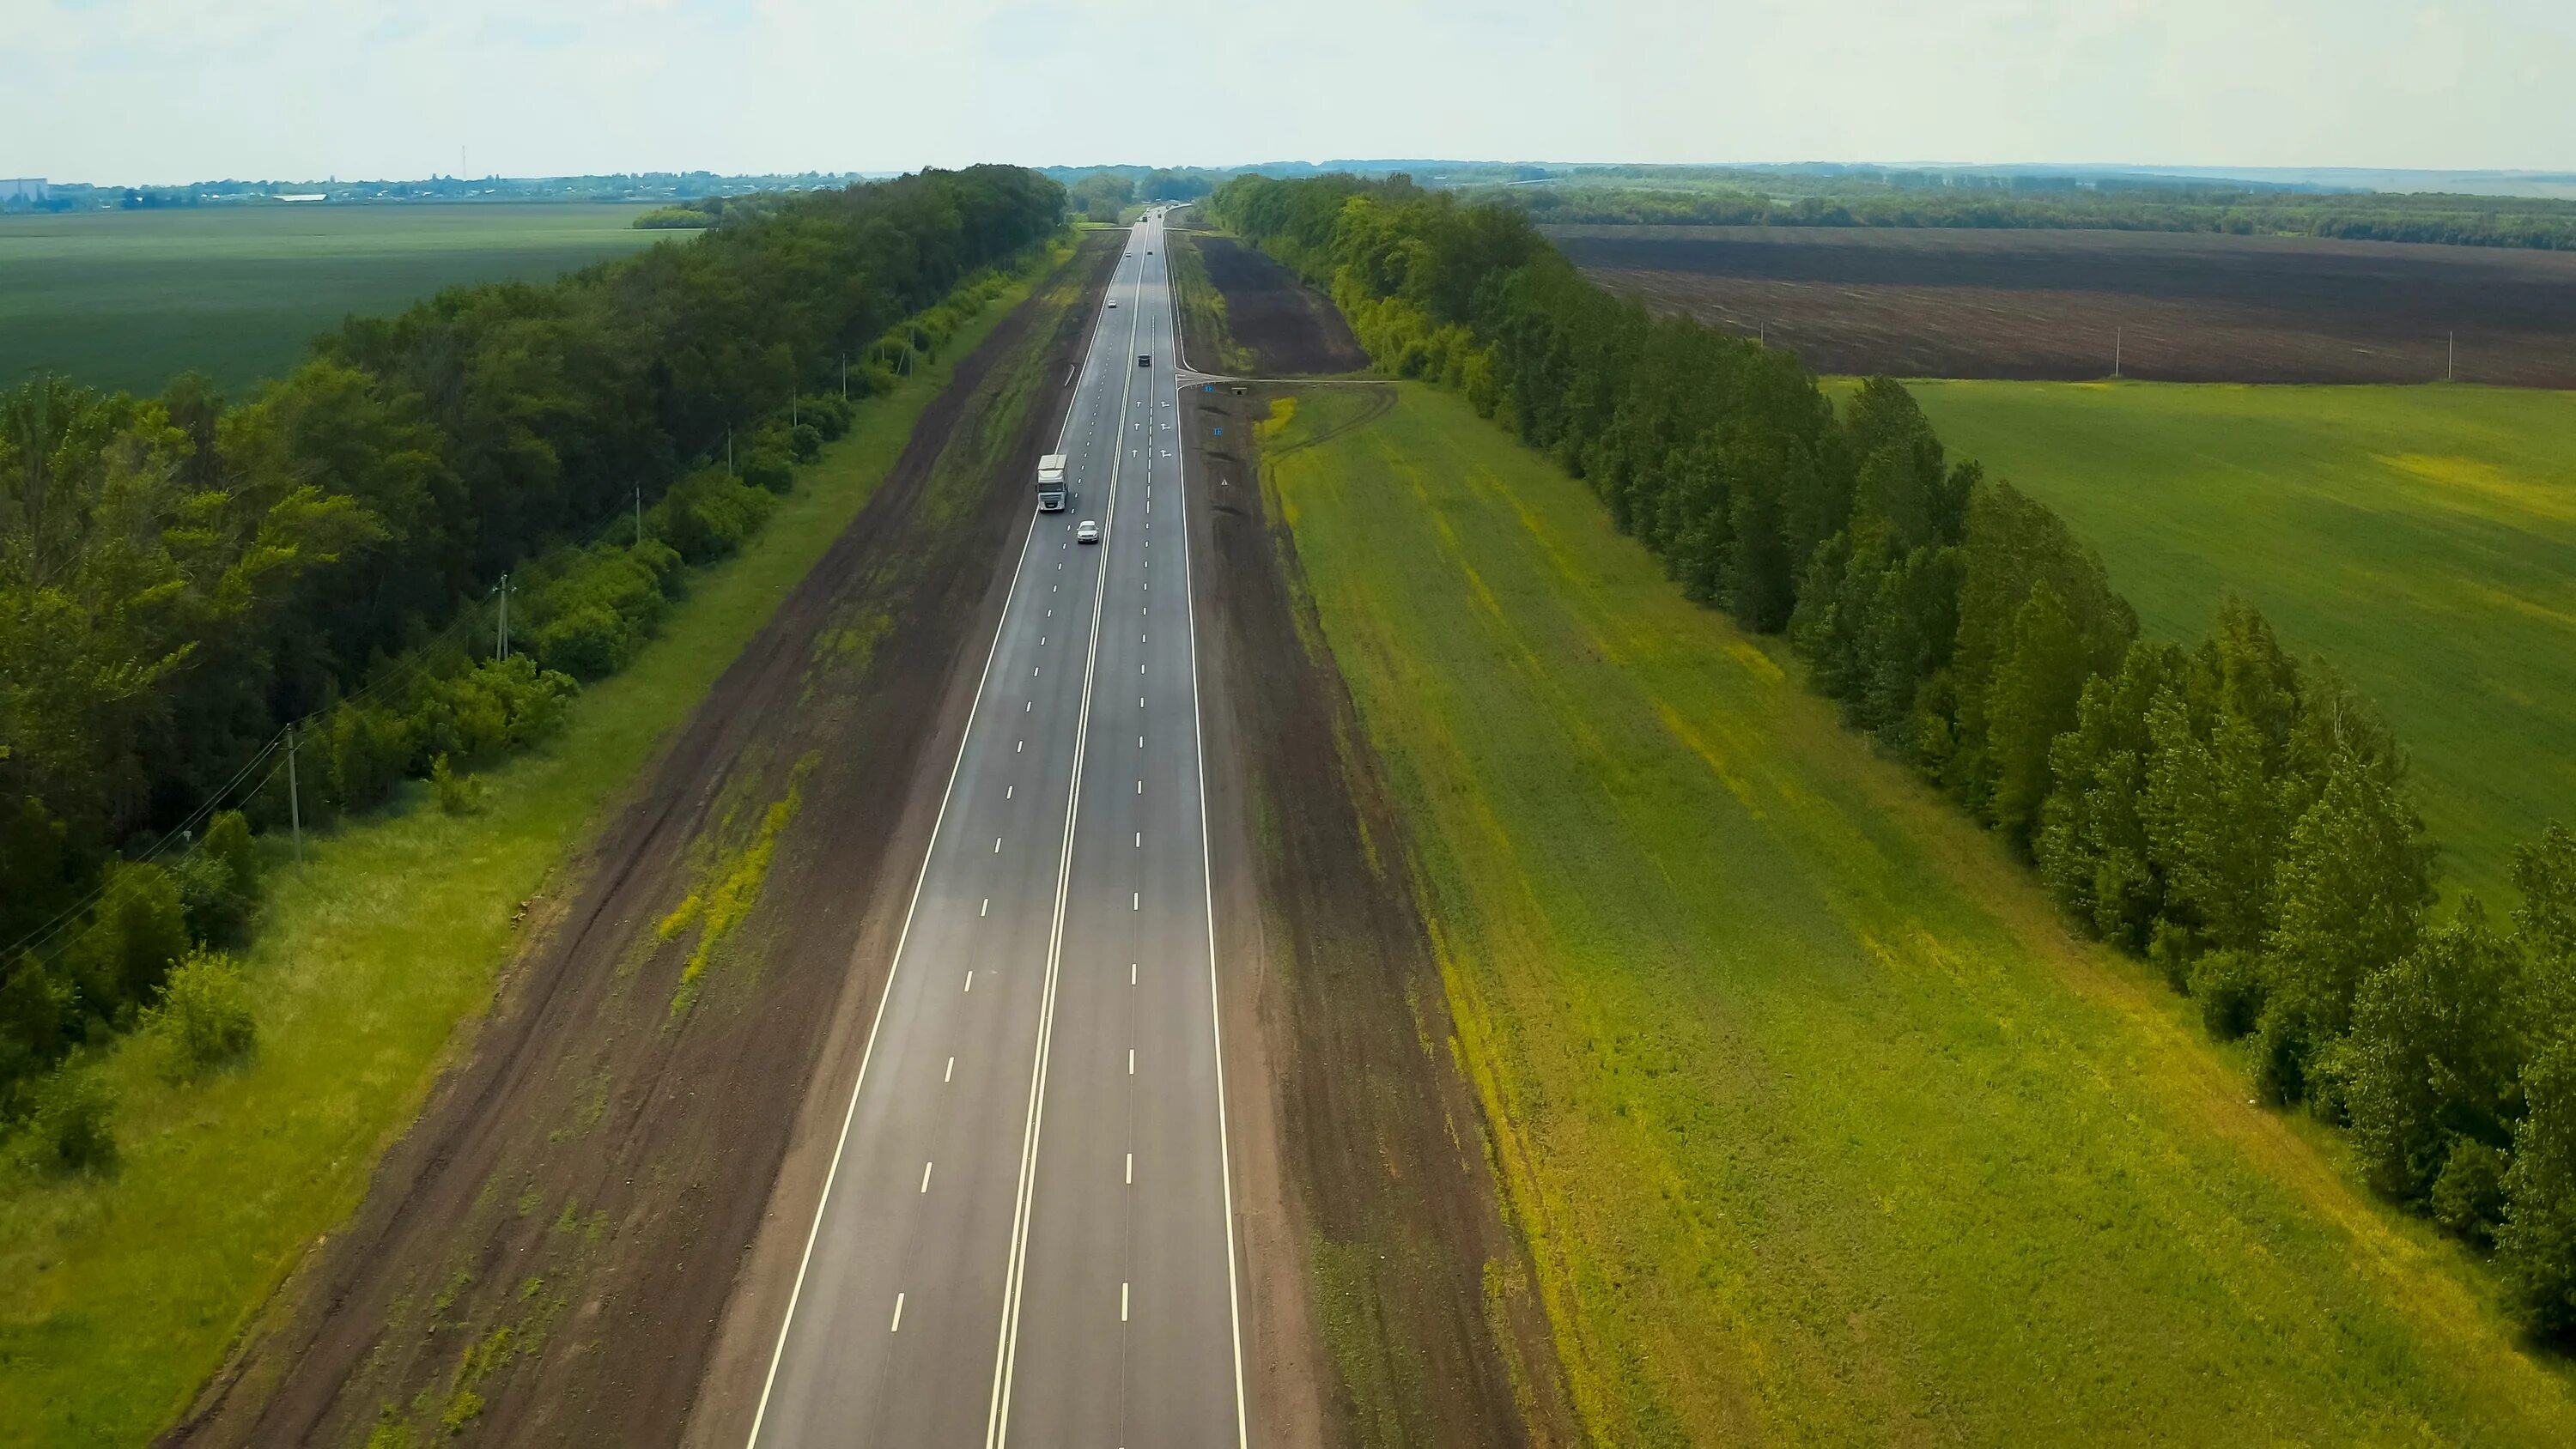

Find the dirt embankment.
[
  {"left": 1176, "top": 228, "right": 1370, "bottom": 377},
  {"left": 164, "top": 234, "right": 1120, "bottom": 1448},
  {"left": 1187, "top": 372, "right": 1577, "bottom": 1447},
  {"left": 1551, "top": 222, "right": 2576, "bottom": 386}
]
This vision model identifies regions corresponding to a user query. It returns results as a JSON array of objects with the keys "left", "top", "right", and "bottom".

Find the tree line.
[
  {"left": 1057, "top": 167, "right": 1225, "bottom": 224},
  {"left": 1210, "top": 172, "right": 2576, "bottom": 1338},
  {"left": 2, "top": 166, "right": 1066, "bottom": 1136}
]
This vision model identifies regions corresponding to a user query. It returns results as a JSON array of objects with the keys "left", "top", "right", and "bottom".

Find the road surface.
[{"left": 749, "top": 211, "right": 1246, "bottom": 1447}]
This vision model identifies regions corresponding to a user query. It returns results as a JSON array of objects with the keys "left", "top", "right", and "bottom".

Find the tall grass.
[{"left": 1267, "top": 380, "right": 2576, "bottom": 1445}]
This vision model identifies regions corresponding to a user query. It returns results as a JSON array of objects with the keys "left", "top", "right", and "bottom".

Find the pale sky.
[{"left": 9, "top": 0, "right": 2574, "bottom": 184}]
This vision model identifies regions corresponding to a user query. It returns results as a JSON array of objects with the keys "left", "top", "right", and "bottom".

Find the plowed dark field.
[
  {"left": 1550, "top": 224, "right": 2576, "bottom": 386},
  {"left": 1192, "top": 233, "right": 1369, "bottom": 376}
]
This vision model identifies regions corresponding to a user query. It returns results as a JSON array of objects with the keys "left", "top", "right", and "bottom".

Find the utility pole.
[
  {"left": 287, "top": 725, "right": 303, "bottom": 867},
  {"left": 635, "top": 484, "right": 643, "bottom": 546},
  {"left": 494, "top": 573, "right": 515, "bottom": 660},
  {"left": 2448, "top": 331, "right": 2456, "bottom": 382},
  {"left": 726, "top": 428, "right": 733, "bottom": 476},
  {"left": 841, "top": 353, "right": 849, "bottom": 402},
  {"left": 2114, "top": 326, "right": 2123, "bottom": 379}
]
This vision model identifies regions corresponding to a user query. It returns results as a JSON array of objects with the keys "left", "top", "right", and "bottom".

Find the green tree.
[
  {"left": 2340, "top": 900, "right": 2528, "bottom": 1209},
  {"left": 1070, "top": 173, "right": 1133, "bottom": 223},
  {"left": 2515, "top": 822, "right": 2576, "bottom": 1025},
  {"left": 2255, "top": 747, "right": 2436, "bottom": 1103},
  {"left": 1981, "top": 579, "right": 2091, "bottom": 853},
  {"left": 2502, "top": 1035, "right": 2576, "bottom": 1337},
  {"left": 2038, "top": 640, "right": 2178, "bottom": 949}
]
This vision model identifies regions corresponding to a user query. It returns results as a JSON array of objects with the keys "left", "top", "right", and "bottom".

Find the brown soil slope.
[
  {"left": 1185, "top": 232, "right": 1369, "bottom": 376},
  {"left": 1552, "top": 223, "right": 2576, "bottom": 386},
  {"left": 166, "top": 236, "right": 1118, "bottom": 1448},
  {"left": 1187, "top": 373, "right": 1576, "bottom": 1447}
]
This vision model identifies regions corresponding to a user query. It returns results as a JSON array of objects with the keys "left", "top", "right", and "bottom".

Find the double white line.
[
  {"left": 744, "top": 233, "right": 1139, "bottom": 1449},
  {"left": 984, "top": 260, "right": 1145, "bottom": 1445}
]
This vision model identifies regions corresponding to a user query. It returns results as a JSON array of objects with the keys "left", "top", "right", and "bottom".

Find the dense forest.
[
  {"left": 1, "top": 166, "right": 1066, "bottom": 1125},
  {"left": 1472, "top": 179, "right": 2576, "bottom": 251},
  {"left": 1210, "top": 173, "right": 2576, "bottom": 1337},
  {"left": 1055, "top": 167, "right": 1227, "bottom": 223}
]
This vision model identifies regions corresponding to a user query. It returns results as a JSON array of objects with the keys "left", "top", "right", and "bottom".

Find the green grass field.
[
  {"left": 1905, "top": 381, "right": 2576, "bottom": 905},
  {"left": 0, "top": 259, "right": 1055, "bottom": 1446},
  {"left": 0, "top": 204, "right": 665, "bottom": 396},
  {"left": 1263, "top": 381, "right": 2576, "bottom": 1446}
]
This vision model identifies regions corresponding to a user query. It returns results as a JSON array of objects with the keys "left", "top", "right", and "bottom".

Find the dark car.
[{"left": 1137, "top": 353, "right": 1151, "bottom": 367}]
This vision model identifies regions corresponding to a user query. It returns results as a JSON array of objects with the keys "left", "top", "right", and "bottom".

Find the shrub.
[
  {"left": 146, "top": 949, "right": 258, "bottom": 1073},
  {"left": 32, "top": 1066, "right": 117, "bottom": 1171},
  {"left": 650, "top": 467, "right": 776, "bottom": 564},
  {"left": 787, "top": 422, "right": 823, "bottom": 463},
  {"left": 2186, "top": 949, "right": 2263, "bottom": 1040},
  {"left": 801, "top": 393, "right": 853, "bottom": 440},
  {"left": 175, "top": 809, "right": 261, "bottom": 947},
  {"left": 2432, "top": 1138, "right": 2509, "bottom": 1244},
  {"left": 430, "top": 755, "right": 488, "bottom": 816},
  {"left": 1, "top": 952, "right": 76, "bottom": 1118},
  {"left": 742, "top": 444, "right": 795, "bottom": 494},
  {"left": 64, "top": 860, "right": 190, "bottom": 1022},
  {"left": 527, "top": 541, "right": 678, "bottom": 680},
  {"left": 319, "top": 700, "right": 414, "bottom": 815},
  {"left": 410, "top": 656, "right": 578, "bottom": 763}
]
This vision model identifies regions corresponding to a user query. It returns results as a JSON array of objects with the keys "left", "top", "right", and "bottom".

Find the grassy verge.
[
  {"left": 1902, "top": 380, "right": 2576, "bottom": 904},
  {"left": 0, "top": 248, "right": 1063, "bottom": 1446},
  {"left": 1263, "top": 381, "right": 2576, "bottom": 1445}
]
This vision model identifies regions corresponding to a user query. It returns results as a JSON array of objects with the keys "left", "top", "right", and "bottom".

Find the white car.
[
  {"left": 1107, "top": 300, "right": 1118, "bottom": 308},
  {"left": 1076, "top": 519, "right": 1101, "bottom": 544}
]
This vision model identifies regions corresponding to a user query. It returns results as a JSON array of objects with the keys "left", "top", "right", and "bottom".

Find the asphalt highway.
[{"left": 749, "top": 211, "right": 1246, "bottom": 1447}]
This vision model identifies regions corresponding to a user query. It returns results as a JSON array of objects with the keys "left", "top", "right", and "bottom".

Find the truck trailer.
[{"left": 1036, "top": 452, "right": 1068, "bottom": 511}]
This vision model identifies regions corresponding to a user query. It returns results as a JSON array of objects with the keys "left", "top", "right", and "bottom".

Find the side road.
[{"left": 165, "top": 236, "right": 1121, "bottom": 1447}]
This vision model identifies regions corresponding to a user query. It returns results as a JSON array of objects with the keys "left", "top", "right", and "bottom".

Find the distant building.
[
  {"left": 1, "top": 178, "right": 47, "bottom": 203},
  {"left": 274, "top": 193, "right": 327, "bottom": 203}
]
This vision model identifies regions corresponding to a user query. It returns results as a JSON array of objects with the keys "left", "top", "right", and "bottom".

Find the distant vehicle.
[
  {"left": 1076, "top": 519, "right": 1101, "bottom": 543},
  {"left": 1107, "top": 300, "right": 1118, "bottom": 308},
  {"left": 1036, "top": 452, "right": 1069, "bottom": 512},
  {"left": 1146, "top": 249, "right": 1154, "bottom": 255},
  {"left": 1137, "top": 353, "right": 1151, "bottom": 367}
]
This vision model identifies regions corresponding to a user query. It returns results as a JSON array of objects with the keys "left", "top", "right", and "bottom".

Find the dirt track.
[
  {"left": 1552, "top": 223, "right": 2576, "bottom": 385},
  {"left": 165, "top": 235, "right": 1120, "bottom": 1447},
  {"left": 1185, "top": 373, "right": 1575, "bottom": 1447}
]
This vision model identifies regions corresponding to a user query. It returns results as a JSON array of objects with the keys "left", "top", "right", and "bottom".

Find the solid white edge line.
[
  {"left": 743, "top": 449, "right": 1042, "bottom": 1449},
  {"left": 988, "top": 225, "right": 1147, "bottom": 1448},
  {"left": 746, "top": 227, "right": 1130, "bottom": 1448},
  {"left": 1170, "top": 219, "right": 1255, "bottom": 1445}
]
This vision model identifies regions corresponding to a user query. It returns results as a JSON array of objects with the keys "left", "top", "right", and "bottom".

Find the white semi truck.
[{"left": 1036, "top": 452, "right": 1068, "bottom": 511}]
